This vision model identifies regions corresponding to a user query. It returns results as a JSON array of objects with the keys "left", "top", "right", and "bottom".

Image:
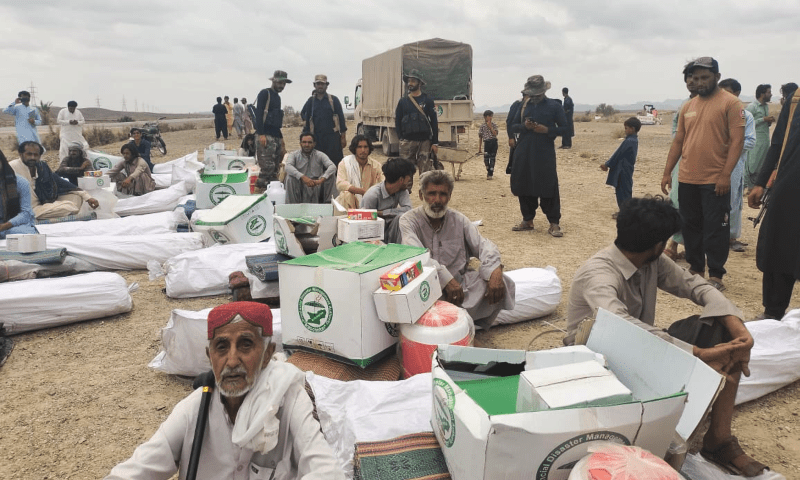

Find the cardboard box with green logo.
[
  {"left": 196, "top": 170, "right": 252, "bottom": 209},
  {"left": 431, "top": 308, "right": 724, "bottom": 480},
  {"left": 215, "top": 155, "right": 256, "bottom": 171},
  {"left": 279, "top": 242, "right": 429, "bottom": 366},
  {"left": 86, "top": 150, "right": 123, "bottom": 172},
  {"left": 272, "top": 203, "right": 345, "bottom": 258},
  {"left": 78, "top": 175, "right": 111, "bottom": 190},
  {"left": 193, "top": 194, "right": 273, "bottom": 244},
  {"left": 373, "top": 266, "right": 442, "bottom": 324},
  {"left": 203, "top": 147, "right": 237, "bottom": 171}
]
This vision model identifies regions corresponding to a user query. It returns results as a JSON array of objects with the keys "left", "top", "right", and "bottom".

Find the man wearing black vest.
[
  {"left": 395, "top": 69, "right": 438, "bottom": 174},
  {"left": 301, "top": 74, "right": 347, "bottom": 167}
]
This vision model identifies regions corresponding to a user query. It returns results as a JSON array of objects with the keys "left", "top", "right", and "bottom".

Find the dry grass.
[
  {"left": 611, "top": 127, "right": 627, "bottom": 139},
  {"left": 85, "top": 126, "right": 129, "bottom": 148},
  {"left": 159, "top": 122, "right": 198, "bottom": 133},
  {"left": 575, "top": 114, "right": 593, "bottom": 123},
  {"left": 579, "top": 151, "right": 592, "bottom": 159}
]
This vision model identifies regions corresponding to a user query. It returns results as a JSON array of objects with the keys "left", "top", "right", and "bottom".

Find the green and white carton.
[
  {"left": 203, "top": 147, "right": 237, "bottom": 171},
  {"left": 86, "top": 150, "right": 123, "bottom": 172},
  {"left": 431, "top": 308, "right": 725, "bottom": 480},
  {"left": 78, "top": 175, "right": 111, "bottom": 190},
  {"left": 280, "top": 242, "right": 429, "bottom": 367},
  {"left": 193, "top": 194, "right": 272, "bottom": 244},
  {"left": 215, "top": 155, "right": 256, "bottom": 171},
  {"left": 373, "top": 266, "right": 441, "bottom": 324},
  {"left": 273, "top": 203, "right": 345, "bottom": 258},
  {"left": 196, "top": 170, "right": 251, "bottom": 209}
]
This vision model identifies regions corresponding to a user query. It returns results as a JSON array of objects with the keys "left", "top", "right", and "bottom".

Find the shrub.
[
  {"left": 579, "top": 152, "right": 592, "bottom": 159},
  {"left": 611, "top": 128, "right": 626, "bottom": 139},
  {"left": 575, "top": 114, "right": 593, "bottom": 122},
  {"left": 85, "top": 126, "right": 128, "bottom": 148},
  {"left": 596, "top": 103, "right": 618, "bottom": 117},
  {"left": 118, "top": 116, "right": 135, "bottom": 122},
  {"left": 41, "top": 130, "right": 61, "bottom": 152}
]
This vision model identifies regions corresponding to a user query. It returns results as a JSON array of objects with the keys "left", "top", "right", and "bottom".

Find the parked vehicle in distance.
[{"left": 344, "top": 38, "right": 473, "bottom": 155}]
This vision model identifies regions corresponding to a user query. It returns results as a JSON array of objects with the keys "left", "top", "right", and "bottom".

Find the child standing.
[
  {"left": 600, "top": 117, "right": 641, "bottom": 217},
  {"left": 477, "top": 110, "right": 499, "bottom": 180}
]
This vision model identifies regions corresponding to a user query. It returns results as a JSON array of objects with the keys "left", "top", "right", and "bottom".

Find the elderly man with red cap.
[{"left": 106, "top": 302, "right": 344, "bottom": 480}]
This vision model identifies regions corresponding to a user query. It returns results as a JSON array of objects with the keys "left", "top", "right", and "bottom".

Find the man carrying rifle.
[
  {"left": 748, "top": 84, "right": 800, "bottom": 320},
  {"left": 106, "top": 302, "right": 343, "bottom": 480}
]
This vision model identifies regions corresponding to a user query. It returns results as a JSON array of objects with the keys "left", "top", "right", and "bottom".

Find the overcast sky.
[{"left": 2, "top": 0, "right": 797, "bottom": 114}]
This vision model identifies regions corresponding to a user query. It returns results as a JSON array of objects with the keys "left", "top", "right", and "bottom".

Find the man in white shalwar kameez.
[
  {"left": 56, "top": 101, "right": 89, "bottom": 160},
  {"left": 400, "top": 170, "right": 515, "bottom": 328},
  {"left": 106, "top": 301, "right": 344, "bottom": 480}
]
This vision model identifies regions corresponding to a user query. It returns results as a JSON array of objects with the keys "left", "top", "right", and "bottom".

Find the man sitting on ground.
[
  {"left": 335, "top": 134, "right": 383, "bottom": 210},
  {"left": 108, "top": 142, "right": 156, "bottom": 197},
  {"left": 9, "top": 141, "right": 99, "bottom": 220},
  {"left": 361, "top": 157, "right": 415, "bottom": 244},
  {"left": 106, "top": 301, "right": 344, "bottom": 480},
  {"left": 56, "top": 142, "right": 93, "bottom": 185},
  {"left": 284, "top": 132, "right": 336, "bottom": 204},
  {"left": 400, "top": 170, "right": 515, "bottom": 328},
  {"left": 564, "top": 196, "right": 766, "bottom": 477},
  {"left": 0, "top": 148, "right": 36, "bottom": 238}
]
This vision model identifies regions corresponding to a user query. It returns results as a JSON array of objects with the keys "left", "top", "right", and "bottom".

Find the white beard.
[{"left": 423, "top": 202, "right": 447, "bottom": 219}]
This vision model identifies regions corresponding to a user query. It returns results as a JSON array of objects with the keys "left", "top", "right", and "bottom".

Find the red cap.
[{"left": 207, "top": 301, "right": 273, "bottom": 339}]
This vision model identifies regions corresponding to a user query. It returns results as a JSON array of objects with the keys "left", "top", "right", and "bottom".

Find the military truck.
[{"left": 344, "top": 38, "right": 473, "bottom": 155}]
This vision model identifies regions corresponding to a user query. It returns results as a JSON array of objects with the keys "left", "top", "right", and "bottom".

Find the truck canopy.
[{"left": 362, "top": 38, "right": 472, "bottom": 118}]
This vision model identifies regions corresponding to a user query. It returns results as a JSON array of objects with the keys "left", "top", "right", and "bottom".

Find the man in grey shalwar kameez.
[
  {"left": 400, "top": 170, "right": 515, "bottom": 329},
  {"left": 284, "top": 132, "right": 336, "bottom": 204}
]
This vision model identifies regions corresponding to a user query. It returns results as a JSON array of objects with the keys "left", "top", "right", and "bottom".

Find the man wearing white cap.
[{"left": 106, "top": 301, "right": 344, "bottom": 480}]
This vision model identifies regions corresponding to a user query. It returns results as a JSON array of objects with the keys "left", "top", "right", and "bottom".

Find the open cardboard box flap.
[{"left": 432, "top": 308, "right": 725, "bottom": 479}]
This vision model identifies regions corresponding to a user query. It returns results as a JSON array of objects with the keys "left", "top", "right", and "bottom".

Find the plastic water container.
[
  {"left": 399, "top": 300, "right": 474, "bottom": 378},
  {"left": 266, "top": 181, "right": 286, "bottom": 206}
]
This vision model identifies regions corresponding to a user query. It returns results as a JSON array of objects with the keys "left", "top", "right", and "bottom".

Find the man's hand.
[
  {"left": 714, "top": 174, "right": 731, "bottom": 196},
  {"left": 340, "top": 134, "right": 347, "bottom": 149},
  {"left": 259, "top": 134, "right": 267, "bottom": 147},
  {"left": 87, "top": 198, "right": 99, "bottom": 209},
  {"left": 431, "top": 144, "right": 438, "bottom": 155},
  {"left": 301, "top": 176, "right": 316, "bottom": 188},
  {"left": 314, "top": 178, "right": 327, "bottom": 187},
  {"left": 532, "top": 123, "right": 549, "bottom": 134},
  {"left": 484, "top": 267, "right": 505, "bottom": 304},
  {"left": 660, "top": 174, "right": 672, "bottom": 195},
  {"left": 70, "top": 120, "right": 78, "bottom": 125},
  {"left": 349, "top": 186, "right": 366, "bottom": 195},
  {"left": 121, "top": 178, "right": 132, "bottom": 188},
  {"left": 694, "top": 316, "right": 754, "bottom": 381},
  {"left": 599, "top": 164, "right": 609, "bottom": 172},
  {"left": 28, "top": 117, "right": 35, "bottom": 126},
  {"left": 748, "top": 186, "right": 765, "bottom": 208},
  {"left": 0, "top": 221, "right": 11, "bottom": 232},
  {"left": 508, "top": 138, "right": 516, "bottom": 148},
  {"left": 444, "top": 278, "right": 464, "bottom": 306},
  {"left": 765, "top": 116, "right": 775, "bottom": 125}
]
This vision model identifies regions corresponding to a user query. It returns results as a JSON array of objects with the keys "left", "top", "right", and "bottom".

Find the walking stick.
[{"left": 187, "top": 370, "right": 215, "bottom": 480}]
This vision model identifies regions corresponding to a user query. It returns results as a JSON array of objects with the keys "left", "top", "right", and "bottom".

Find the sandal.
[
  {"left": 708, "top": 277, "right": 726, "bottom": 292},
  {"left": 511, "top": 221, "right": 534, "bottom": 232},
  {"left": 730, "top": 240, "right": 747, "bottom": 252},
  {"left": 700, "top": 436, "right": 768, "bottom": 477},
  {"left": 548, "top": 223, "right": 563, "bottom": 237}
]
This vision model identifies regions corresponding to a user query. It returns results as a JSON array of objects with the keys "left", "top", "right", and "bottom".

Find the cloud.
[{"left": 1, "top": 0, "right": 797, "bottom": 113}]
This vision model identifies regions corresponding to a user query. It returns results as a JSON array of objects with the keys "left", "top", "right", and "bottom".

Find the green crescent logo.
[
  {"left": 419, "top": 280, "right": 430, "bottom": 302},
  {"left": 210, "top": 230, "right": 230, "bottom": 244},
  {"left": 93, "top": 157, "right": 112, "bottom": 169},
  {"left": 97, "top": 178, "right": 105, "bottom": 186},
  {"left": 433, "top": 378, "right": 456, "bottom": 447},
  {"left": 298, "top": 286, "right": 333, "bottom": 333},
  {"left": 274, "top": 224, "right": 287, "bottom": 253},
  {"left": 436, "top": 105, "right": 444, "bottom": 117},
  {"left": 209, "top": 184, "right": 236, "bottom": 205},
  {"left": 246, "top": 215, "right": 267, "bottom": 236}
]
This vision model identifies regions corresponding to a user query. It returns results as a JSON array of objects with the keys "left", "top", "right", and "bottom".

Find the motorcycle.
[{"left": 130, "top": 117, "right": 167, "bottom": 155}]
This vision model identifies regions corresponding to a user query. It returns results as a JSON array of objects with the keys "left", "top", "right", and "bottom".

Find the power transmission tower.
[
  {"left": 122, "top": 96, "right": 127, "bottom": 111},
  {"left": 134, "top": 99, "right": 138, "bottom": 112},
  {"left": 28, "top": 82, "right": 38, "bottom": 106},
  {"left": 96, "top": 96, "right": 101, "bottom": 107}
]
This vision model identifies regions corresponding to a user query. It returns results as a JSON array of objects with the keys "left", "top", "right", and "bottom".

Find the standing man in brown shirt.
[{"left": 661, "top": 57, "right": 745, "bottom": 291}]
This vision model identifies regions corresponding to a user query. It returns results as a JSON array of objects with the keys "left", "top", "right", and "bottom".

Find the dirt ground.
[{"left": 1, "top": 116, "right": 799, "bottom": 479}]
